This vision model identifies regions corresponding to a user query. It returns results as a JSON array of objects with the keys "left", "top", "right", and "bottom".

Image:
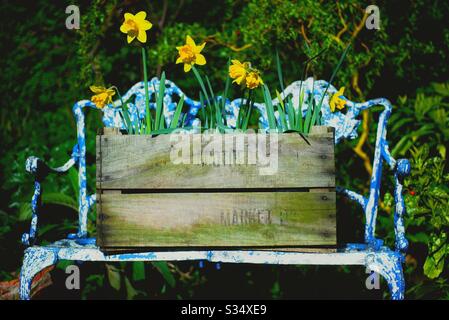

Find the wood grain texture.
[
  {"left": 97, "top": 191, "right": 336, "bottom": 248},
  {"left": 96, "top": 128, "right": 336, "bottom": 250},
  {"left": 96, "top": 130, "right": 335, "bottom": 190}
]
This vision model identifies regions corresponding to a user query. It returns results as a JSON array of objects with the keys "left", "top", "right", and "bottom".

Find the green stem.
[
  {"left": 242, "top": 90, "right": 253, "bottom": 131},
  {"left": 192, "top": 66, "right": 211, "bottom": 105},
  {"left": 142, "top": 47, "right": 152, "bottom": 134}
]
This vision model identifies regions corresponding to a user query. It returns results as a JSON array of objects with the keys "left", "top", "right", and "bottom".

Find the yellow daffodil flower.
[
  {"left": 329, "top": 87, "right": 347, "bottom": 112},
  {"left": 176, "top": 35, "right": 206, "bottom": 72},
  {"left": 120, "top": 11, "right": 153, "bottom": 44},
  {"left": 90, "top": 86, "right": 115, "bottom": 109},
  {"left": 245, "top": 71, "right": 264, "bottom": 89},
  {"left": 229, "top": 59, "right": 263, "bottom": 90},
  {"left": 229, "top": 59, "right": 250, "bottom": 85}
]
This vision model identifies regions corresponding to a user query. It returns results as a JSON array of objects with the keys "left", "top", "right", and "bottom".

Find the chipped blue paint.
[
  {"left": 19, "top": 239, "right": 405, "bottom": 300},
  {"left": 20, "top": 78, "right": 410, "bottom": 300}
]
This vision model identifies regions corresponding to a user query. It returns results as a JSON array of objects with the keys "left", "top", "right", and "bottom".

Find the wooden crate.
[{"left": 96, "top": 126, "right": 336, "bottom": 252}]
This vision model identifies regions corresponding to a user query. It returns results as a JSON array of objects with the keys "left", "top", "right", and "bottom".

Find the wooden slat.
[
  {"left": 96, "top": 131, "right": 335, "bottom": 190},
  {"left": 97, "top": 191, "right": 336, "bottom": 248}
]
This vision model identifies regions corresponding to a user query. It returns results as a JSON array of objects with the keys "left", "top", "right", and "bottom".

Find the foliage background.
[{"left": 0, "top": 0, "right": 448, "bottom": 299}]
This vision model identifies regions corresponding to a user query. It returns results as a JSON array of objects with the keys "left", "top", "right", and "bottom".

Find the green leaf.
[
  {"left": 152, "top": 261, "right": 175, "bottom": 288},
  {"left": 170, "top": 94, "right": 185, "bottom": 129},
  {"left": 106, "top": 264, "right": 121, "bottom": 291},
  {"left": 286, "top": 95, "right": 295, "bottom": 130},
  {"left": 18, "top": 202, "right": 32, "bottom": 221},
  {"left": 275, "top": 49, "right": 284, "bottom": 92},
  {"left": 192, "top": 66, "right": 211, "bottom": 115},
  {"left": 407, "top": 232, "right": 429, "bottom": 244},
  {"left": 424, "top": 254, "right": 445, "bottom": 279},
  {"left": 124, "top": 276, "right": 140, "bottom": 300},
  {"left": 114, "top": 87, "right": 133, "bottom": 134},
  {"left": 429, "top": 186, "right": 449, "bottom": 199},
  {"left": 262, "top": 85, "right": 276, "bottom": 130},
  {"left": 303, "top": 90, "right": 314, "bottom": 133},
  {"left": 222, "top": 59, "right": 231, "bottom": 125},
  {"left": 142, "top": 47, "right": 152, "bottom": 133},
  {"left": 155, "top": 71, "right": 166, "bottom": 131},
  {"left": 56, "top": 260, "right": 73, "bottom": 270},
  {"left": 68, "top": 167, "right": 80, "bottom": 201},
  {"left": 276, "top": 90, "right": 288, "bottom": 130},
  {"left": 295, "top": 91, "right": 304, "bottom": 132},
  {"left": 42, "top": 192, "right": 78, "bottom": 212},
  {"left": 132, "top": 261, "right": 146, "bottom": 281}
]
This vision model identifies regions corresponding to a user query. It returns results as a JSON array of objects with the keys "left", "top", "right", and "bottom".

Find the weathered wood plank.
[
  {"left": 96, "top": 131, "right": 335, "bottom": 190},
  {"left": 97, "top": 191, "right": 336, "bottom": 248}
]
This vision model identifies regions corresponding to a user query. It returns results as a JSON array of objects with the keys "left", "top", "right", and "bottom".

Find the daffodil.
[
  {"left": 90, "top": 86, "right": 115, "bottom": 109},
  {"left": 245, "top": 71, "right": 264, "bottom": 89},
  {"left": 229, "top": 59, "right": 263, "bottom": 90},
  {"left": 120, "top": 11, "right": 152, "bottom": 44},
  {"left": 229, "top": 59, "right": 250, "bottom": 85},
  {"left": 176, "top": 35, "right": 206, "bottom": 72},
  {"left": 329, "top": 87, "right": 347, "bottom": 112}
]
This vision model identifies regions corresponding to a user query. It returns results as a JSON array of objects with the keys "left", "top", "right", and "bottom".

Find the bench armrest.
[
  {"left": 22, "top": 153, "right": 78, "bottom": 245},
  {"left": 382, "top": 141, "right": 411, "bottom": 251}
]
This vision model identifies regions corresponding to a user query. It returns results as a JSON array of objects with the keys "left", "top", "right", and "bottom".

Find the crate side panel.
[
  {"left": 98, "top": 191, "right": 336, "bottom": 248},
  {"left": 97, "top": 132, "right": 335, "bottom": 189}
]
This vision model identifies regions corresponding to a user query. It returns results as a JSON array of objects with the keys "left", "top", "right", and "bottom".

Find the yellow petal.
[
  {"left": 135, "top": 11, "right": 147, "bottom": 20},
  {"left": 335, "top": 88, "right": 345, "bottom": 100},
  {"left": 337, "top": 100, "right": 346, "bottom": 110},
  {"left": 106, "top": 88, "right": 116, "bottom": 96},
  {"left": 235, "top": 75, "right": 245, "bottom": 85},
  {"left": 120, "top": 23, "right": 129, "bottom": 33},
  {"left": 329, "top": 100, "right": 336, "bottom": 112},
  {"left": 140, "top": 20, "right": 153, "bottom": 30},
  {"left": 176, "top": 56, "right": 183, "bottom": 64},
  {"left": 124, "top": 13, "right": 134, "bottom": 20},
  {"left": 195, "top": 42, "right": 206, "bottom": 53},
  {"left": 127, "top": 35, "right": 135, "bottom": 43},
  {"left": 184, "top": 63, "right": 192, "bottom": 72},
  {"left": 137, "top": 30, "right": 147, "bottom": 43},
  {"left": 195, "top": 53, "right": 206, "bottom": 65},
  {"left": 90, "top": 85, "right": 103, "bottom": 93},
  {"left": 186, "top": 35, "right": 196, "bottom": 47}
]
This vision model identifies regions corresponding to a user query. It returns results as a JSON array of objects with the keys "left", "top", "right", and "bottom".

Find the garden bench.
[{"left": 19, "top": 78, "right": 410, "bottom": 299}]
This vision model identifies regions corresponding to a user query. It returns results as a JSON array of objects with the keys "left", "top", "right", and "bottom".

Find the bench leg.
[
  {"left": 365, "top": 251, "right": 405, "bottom": 300},
  {"left": 19, "top": 247, "right": 58, "bottom": 300}
]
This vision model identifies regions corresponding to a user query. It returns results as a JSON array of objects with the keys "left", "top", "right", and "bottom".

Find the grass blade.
[
  {"left": 276, "top": 90, "right": 288, "bottom": 130},
  {"left": 205, "top": 75, "right": 222, "bottom": 127},
  {"left": 262, "top": 85, "right": 277, "bottom": 130},
  {"left": 242, "top": 99, "right": 254, "bottom": 131},
  {"left": 181, "top": 113, "right": 187, "bottom": 128},
  {"left": 141, "top": 47, "right": 152, "bottom": 134},
  {"left": 200, "top": 91, "right": 207, "bottom": 128},
  {"left": 222, "top": 59, "right": 231, "bottom": 126},
  {"left": 295, "top": 88, "right": 305, "bottom": 132},
  {"left": 303, "top": 80, "right": 315, "bottom": 133},
  {"left": 155, "top": 71, "right": 166, "bottom": 131},
  {"left": 170, "top": 94, "right": 185, "bottom": 129},
  {"left": 276, "top": 49, "right": 285, "bottom": 92},
  {"left": 286, "top": 95, "right": 295, "bottom": 130}
]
